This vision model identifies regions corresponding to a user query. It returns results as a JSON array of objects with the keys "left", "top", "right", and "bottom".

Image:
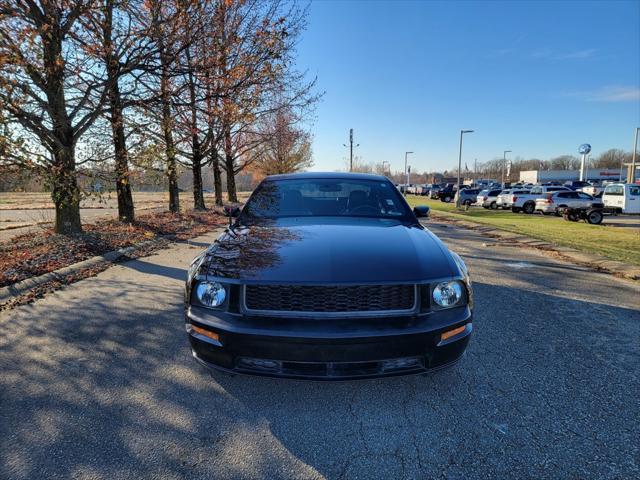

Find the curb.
[
  {"left": 0, "top": 226, "right": 226, "bottom": 307},
  {"left": 0, "top": 241, "right": 157, "bottom": 305},
  {"left": 427, "top": 211, "right": 640, "bottom": 281}
]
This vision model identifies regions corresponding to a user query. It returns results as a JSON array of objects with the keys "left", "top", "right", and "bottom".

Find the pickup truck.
[{"left": 510, "top": 185, "right": 571, "bottom": 214}]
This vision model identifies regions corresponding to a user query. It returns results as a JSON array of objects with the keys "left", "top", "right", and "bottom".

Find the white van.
[{"left": 602, "top": 183, "right": 640, "bottom": 214}]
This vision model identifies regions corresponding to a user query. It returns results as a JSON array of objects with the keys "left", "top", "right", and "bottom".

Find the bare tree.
[
  {"left": 140, "top": 0, "right": 184, "bottom": 212},
  {"left": 253, "top": 108, "right": 313, "bottom": 176},
  {"left": 0, "top": 0, "right": 109, "bottom": 233},
  {"left": 213, "top": 0, "right": 319, "bottom": 202},
  {"left": 81, "top": 0, "right": 156, "bottom": 222},
  {"left": 593, "top": 149, "right": 630, "bottom": 169}
]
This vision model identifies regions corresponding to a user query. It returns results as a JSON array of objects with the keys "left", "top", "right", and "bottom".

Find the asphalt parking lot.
[{"left": 1, "top": 220, "right": 639, "bottom": 479}]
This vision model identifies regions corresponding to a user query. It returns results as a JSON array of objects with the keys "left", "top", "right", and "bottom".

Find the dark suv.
[{"left": 436, "top": 184, "right": 457, "bottom": 202}]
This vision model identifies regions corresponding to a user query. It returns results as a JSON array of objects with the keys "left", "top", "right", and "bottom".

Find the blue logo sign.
[{"left": 578, "top": 144, "right": 591, "bottom": 155}]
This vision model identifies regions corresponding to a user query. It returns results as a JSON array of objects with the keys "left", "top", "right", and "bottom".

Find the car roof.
[{"left": 264, "top": 172, "right": 389, "bottom": 181}]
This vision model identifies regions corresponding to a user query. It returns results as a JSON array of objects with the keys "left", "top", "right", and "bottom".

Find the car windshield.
[{"left": 241, "top": 178, "right": 414, "bottom": 221}]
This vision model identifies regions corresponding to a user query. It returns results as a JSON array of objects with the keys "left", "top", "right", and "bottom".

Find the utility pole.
[
  {"left": 502, "top": 150, "right": 512, "bottom": 186},
  {"left": 474, "top": 158, "right": 477, "bottom": 184},
  {"left": 404, "top": 151, "right": 413, "bottom": 194},
  {"left": 456, "top": 130, "right": 474, "bottom": 207},
  {"left": 630, "top": 127, "right": 639, "bottom": 184},
  {"left": 382, "top": 161, "right": 390, "bottom": 176},
  {"left": 343, "top": 128, "right": 359, "bottom": 172}
]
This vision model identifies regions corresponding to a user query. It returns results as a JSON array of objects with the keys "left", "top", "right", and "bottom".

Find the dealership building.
[{"left": 519, "top": 168, "right": 638, "bottom": 184}]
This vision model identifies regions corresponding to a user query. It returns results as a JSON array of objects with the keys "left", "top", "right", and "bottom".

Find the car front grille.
[{"left": 243, "top": 284, "right": 416, "bottom": 315}]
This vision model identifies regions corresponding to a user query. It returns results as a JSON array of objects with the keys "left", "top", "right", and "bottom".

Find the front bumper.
[{"left": 186, "top": 305, "right": 473, "bottom": 380}]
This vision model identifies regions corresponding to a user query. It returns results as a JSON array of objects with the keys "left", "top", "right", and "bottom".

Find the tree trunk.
[
  {"left": 104, "top": 0, "right": 134, "bottom": 222},
  {"left": 192, "top": 155, "right": 205, "bottom": 210},
  {"left": 211, "top": 149, "right": 223, "bottom": 206},
  {"left": 160, "top": 58, "right": 180, "bottom": 213},
  {"left": 43, "top": 24, "right": 82, "bottom": 235},
  {"left": 223, "top": 125, "right": 238, "bottom": 202},
  {"left": 52, "top": 145, "right": 82, "bottom": 234},
  {"left": 184, "top": 41, "right": 205, "bottom": 211}
]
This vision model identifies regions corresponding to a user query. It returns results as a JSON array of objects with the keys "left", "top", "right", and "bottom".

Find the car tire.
[
  {"left": 489, "top": 202, "right": 497, "bottom": 210},
  {"left": 586, "top": 210, "right": 603, "bottom": 225},
  {"left": 463, "top": 199, "right": 472, "bottom": 206},
  {"left": 523, "top": 202, "right": 535, "bottom": 214},
  {"left": 511, "top": 207, "right": 521, "bottom": 213},
  {"left": 443, "top": 195, "right": 452, "bottom": 203},
  {"left": 555, "top": 205, "right": 568, "bottom": 217},
  {"left": 564, "top": 211, "right": 579, "bottom": 222}
]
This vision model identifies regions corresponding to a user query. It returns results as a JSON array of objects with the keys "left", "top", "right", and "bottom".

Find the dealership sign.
[{"left": 578, "top": 144, "right": 591, "bottom": 155}]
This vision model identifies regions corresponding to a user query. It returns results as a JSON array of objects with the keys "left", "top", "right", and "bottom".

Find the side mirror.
[
  {"left": 413, "top": 205, "right": 430, "bottom": 218},
  {"left": 224, "top": 206, "right": 241, "bottom": 218},
  {"left": 224, "top": 206, "right": 241, "bottom": 226}
]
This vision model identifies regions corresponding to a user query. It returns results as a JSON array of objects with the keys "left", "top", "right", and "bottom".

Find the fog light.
[
  {"left": 382, "top": 357, "right": 422, "bottom": 371},
  {"left": 237, "top": 357, "right": 280, "bottom": 372},
  {"left": 440, "top": 325, "right": 466, "bottom": 341}
]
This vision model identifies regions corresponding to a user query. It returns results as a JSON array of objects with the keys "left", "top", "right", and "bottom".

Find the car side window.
[
  {"left": 629, "top": 186, "right": 640, "bottom": 195},
  {"left": 530, "top": 187, "right": 541, "bottom": 194},
  {"left": 604, "top": 185, "right": 624, "bottom": 195},
  {"left": 577, "top": 192, "right": 593, "bottom": 199}
]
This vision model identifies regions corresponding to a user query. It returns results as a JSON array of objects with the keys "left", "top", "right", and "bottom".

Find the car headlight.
[
  {"left": 195, "top": 281, "right": 227, "bottom": 308},
  {"left": 432, "top": 280, "right": 464, "bottom": 308}
]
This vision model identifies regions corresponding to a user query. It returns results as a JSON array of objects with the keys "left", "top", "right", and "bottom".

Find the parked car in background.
[
  {"left": 496, "top": 189, "right": 514, "bottom": 209},
  {"left": 436, "top": 184, "right": 457, "bottom": 203},
  {"left": 501, "top": 189, "right": 530, "bottom": 210},
  {"left": 582, "top": 185, "right": 604, "bottom": 196},
  {"left": 602, "top": 183, "right": 640, "bottom": 214},
  {"left": 427, "top": 186, "right": 440, "bottom": 199},
  {"left": 563, "top": 180, "right": 592, "bottom": 191},
  {"left": 477, "top": 188, "right": 502, "bottom": 209},
  {"left": 511, "top": 185, "right": 570, "bottom": 214},
  {"left": 535, "top": 191, "right": 603, "bottom": 215},
  {"left": 423, "top": 184, "right": 441, "bottom": 197},
  {"left": 455, "top": 188, "right": 481, "bottom": 206}
]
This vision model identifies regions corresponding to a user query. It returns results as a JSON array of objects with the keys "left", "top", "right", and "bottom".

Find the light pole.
[
  {"left": 404, "top": 151, "right": 413, "bottom": 194},
  {"left": 382, "top": 161, "right": 390, "bottom": 176},
  {"left": 456, "top": 130, "right": 473, "bottom": 207},
  {"left": 343, "top": 128, "right": 359, "bottom": 172},
  {"left": 630, "top": 127, "right": 639, "bottom": 184},
  {"left": 502, "top": 150, "right": 512, "bottom": 186}
]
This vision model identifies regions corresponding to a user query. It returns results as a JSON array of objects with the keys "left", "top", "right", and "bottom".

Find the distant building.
[{"left": 519, "top": 168, "right": 636, "bottom": 184}]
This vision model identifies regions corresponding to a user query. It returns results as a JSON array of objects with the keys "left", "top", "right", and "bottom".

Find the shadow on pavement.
[
  {"left": 122, "top": 259, "right": 188, "bottom": 282},
  {"left": 1, "top": 275, "right": 639, "bottom": 479}
]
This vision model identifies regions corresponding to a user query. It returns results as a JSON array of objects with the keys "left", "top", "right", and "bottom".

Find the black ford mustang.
[{"left": 185, "top": 172, "right": 473, "bottom": 380}]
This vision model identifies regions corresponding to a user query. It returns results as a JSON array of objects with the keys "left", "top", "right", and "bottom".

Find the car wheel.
[
  {"left": 511, "top": 207, "right": 521, "bottom": 213},
  {"left": 523, "top": 202, "right": 535, "bottom": 214},
  {"left": 463, "top": 199, "right": 472, "bottom": 206},
  {"left": 443, "top": 195, "right": 452, "bottom": 203},
  {"left": 586, "top": 210, "right": 603, "bottom": 225},
  {"left": 555, "top": 205, "right": 568, "bottom": 217},
  {"left": 564, "top": 212, "right": 579, "bottom": 222},
  {"left": 489, "top": 202, "right": 497, "bottom": 210}
]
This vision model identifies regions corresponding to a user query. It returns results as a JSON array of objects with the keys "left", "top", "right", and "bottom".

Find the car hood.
[{"left": 197, "top": 218, "right": 456, "bottom": 283}]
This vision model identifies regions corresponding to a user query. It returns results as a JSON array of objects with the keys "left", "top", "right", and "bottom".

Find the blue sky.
[{"left": 296, "top": 0, "right": 640, "bottom": 173}]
